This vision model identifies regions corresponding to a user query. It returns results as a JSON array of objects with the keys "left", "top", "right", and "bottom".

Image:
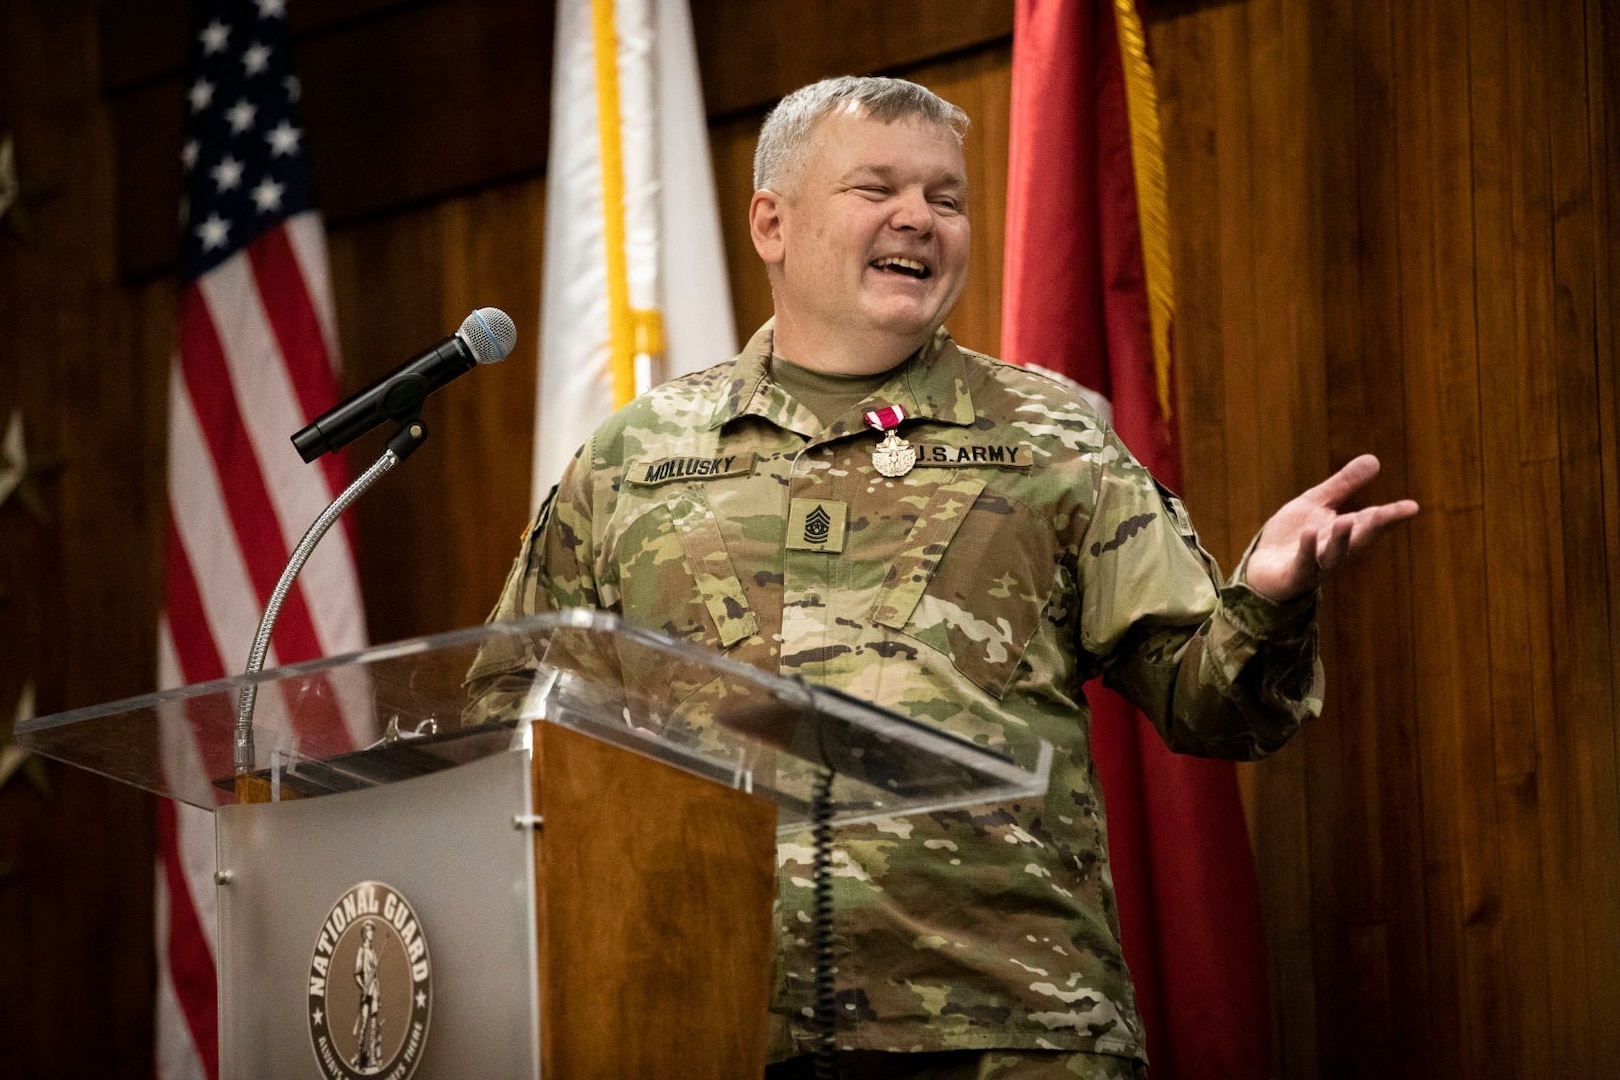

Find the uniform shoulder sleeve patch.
[{"left": 1152, "top": 478, "right": 1196, "bottom": 537}]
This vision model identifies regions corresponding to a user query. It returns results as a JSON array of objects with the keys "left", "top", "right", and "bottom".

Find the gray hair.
[{"left": 752, "top": 76, "right": 970, "bottom": 192}]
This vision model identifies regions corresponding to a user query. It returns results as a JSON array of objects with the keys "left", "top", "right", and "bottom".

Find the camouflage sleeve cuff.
[
  {"left": 1224, "top": 535, "right": 1319, "bottom": 641},
  {"left": 1219, "top": 580, "right": 1318, "bottom": 641}
]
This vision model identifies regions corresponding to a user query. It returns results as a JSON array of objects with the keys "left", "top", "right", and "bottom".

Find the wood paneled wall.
[
  {"left": 1, "top": 0, "right": 1616, "bottom": 1075},
  {"left": 0, "top": 2, "right": 164, "bottom": 1074},
  {"left": 1153, "top": 0, "right": 1620, "bottom": 1076}
]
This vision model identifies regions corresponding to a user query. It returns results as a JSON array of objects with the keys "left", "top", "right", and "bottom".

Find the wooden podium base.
[{"left": 531, "top": 721, "right": 775, "bottom": 1078}]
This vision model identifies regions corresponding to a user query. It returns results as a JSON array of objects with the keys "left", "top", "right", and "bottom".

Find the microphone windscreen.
[{"left": 459, "top": 307, "right": 518, "bottom": 363}]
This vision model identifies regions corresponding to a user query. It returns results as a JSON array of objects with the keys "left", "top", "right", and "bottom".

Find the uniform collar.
[{"left": 709, "top": 321, "right": 978, "bottom": 434}]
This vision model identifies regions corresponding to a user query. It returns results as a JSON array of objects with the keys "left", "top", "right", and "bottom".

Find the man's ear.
[{"left": 749, "top": 189, "right": 786, "bottom": 266}]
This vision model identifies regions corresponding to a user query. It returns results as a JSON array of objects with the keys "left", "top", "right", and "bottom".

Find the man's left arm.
[{"left": 1088, "top": 452, "right": 1417, "bottom": 760}]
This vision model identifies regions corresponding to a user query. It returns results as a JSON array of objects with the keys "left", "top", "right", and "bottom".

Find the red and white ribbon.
[{"left": 863, "top": 404, "right": 908, "bottom": 432}]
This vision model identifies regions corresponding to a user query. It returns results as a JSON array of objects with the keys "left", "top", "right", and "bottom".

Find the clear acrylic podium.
[{"left": 18, "top": 610, "right": 1051, "bottom": 1079}]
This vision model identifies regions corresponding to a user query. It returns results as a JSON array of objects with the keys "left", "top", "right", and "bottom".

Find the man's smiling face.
[{"left": 753, "top": 108, "right": 971, "bottom": 369}]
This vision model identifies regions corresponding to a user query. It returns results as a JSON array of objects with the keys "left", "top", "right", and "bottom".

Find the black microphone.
[{"left": 291, "top": 307, "right": 518, "bottom": 462}]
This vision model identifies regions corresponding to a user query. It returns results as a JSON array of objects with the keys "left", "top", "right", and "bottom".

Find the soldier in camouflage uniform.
[{"left": 470, "top": 77, "right": 1418, "bottom": 1079}]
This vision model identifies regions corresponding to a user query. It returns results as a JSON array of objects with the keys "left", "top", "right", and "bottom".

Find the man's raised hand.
[{"left": 1242, "top": 454, "right": 1420, "bottom": 602}]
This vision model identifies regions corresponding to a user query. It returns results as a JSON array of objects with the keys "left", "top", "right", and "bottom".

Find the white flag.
[{"left": 534, "top": 0, "right": 737, "bottom": 508}]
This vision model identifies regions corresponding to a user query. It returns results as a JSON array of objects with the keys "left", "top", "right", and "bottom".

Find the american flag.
[{"left": 157, "top": 1, "right": 367, "bottom": 1076}]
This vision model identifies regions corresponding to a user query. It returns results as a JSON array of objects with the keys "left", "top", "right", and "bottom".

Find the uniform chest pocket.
[
  {"left": 614, "top": 485, "right": 758, "bottom": 650},
  {"left": 869, "top": 480, "right": 1059, "bottom": 699},
  {"left": 605, "top": 485, "right": 761, "bottom": 719}
]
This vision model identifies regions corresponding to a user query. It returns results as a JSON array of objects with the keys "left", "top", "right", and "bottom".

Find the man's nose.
[{"left": 889, "top": 189, "right": 934, "bottom": 233}]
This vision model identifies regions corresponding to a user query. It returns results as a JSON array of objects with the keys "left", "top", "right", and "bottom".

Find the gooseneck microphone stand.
[
  {"left": 232, "top": 417, "right": 427, "bottom": 778},
  {"left": 231, "top": 305, "right": 516, "bottom": 781}
]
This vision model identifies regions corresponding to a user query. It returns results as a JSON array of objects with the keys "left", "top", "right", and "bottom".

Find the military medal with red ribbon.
[{"left": 864, "top": 404, "right": 916, "bottom": 477}]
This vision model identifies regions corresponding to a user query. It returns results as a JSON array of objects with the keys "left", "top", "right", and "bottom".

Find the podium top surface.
[{"left": 18, "top": 611, "right": 1050, "bottom": 828}]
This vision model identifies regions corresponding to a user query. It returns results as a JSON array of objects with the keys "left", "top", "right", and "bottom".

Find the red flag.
[
  {"left": 157, "top": 2, "right": 367, "bottom": 1076},
  {"left": 1002, "top": 2, "right": 1270, "bottom": 1076}
]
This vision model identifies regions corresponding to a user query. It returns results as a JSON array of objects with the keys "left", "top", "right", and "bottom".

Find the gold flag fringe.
[{"left": 1113, "top": 0, "right": 1176, "bottom": 425}]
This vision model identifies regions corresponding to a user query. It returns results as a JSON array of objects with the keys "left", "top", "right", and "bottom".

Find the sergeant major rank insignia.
[
  {"left": 307, "top": 881, "right": 433, "bottom": 1080},
  {"left": 803, "top": 504, "right": 831, "bottom": 544},
  {"left": 787, "top": 499, "right": 848, "bottom": 552}
]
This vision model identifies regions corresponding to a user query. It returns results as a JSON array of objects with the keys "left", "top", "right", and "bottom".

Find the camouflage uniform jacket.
[{"left": 474, "top": 323, "right": 1323, "bottom": 1064}]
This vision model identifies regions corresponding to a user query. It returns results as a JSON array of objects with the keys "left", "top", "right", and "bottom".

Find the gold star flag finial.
[
  {"left": 0, "top": 133, "right": 52, "bottom": 241},
  {"left": 0, "top": 409, "right": 55, "bottom": 522},
  {"left": 0, "top": 135, "right": 16, "bottom": 225},
  {"left": 0, "top": 408, "right": 26, "bottom": 509},
  {"left": 0, "top": 681, "right": 50, "bottom": 797}
]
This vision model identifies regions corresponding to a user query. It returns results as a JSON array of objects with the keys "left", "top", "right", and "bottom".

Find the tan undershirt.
[{"left": 768, "top": 354, "right": 895, "bottom": 429}]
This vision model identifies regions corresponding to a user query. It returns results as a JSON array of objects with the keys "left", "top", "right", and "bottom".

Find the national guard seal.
[{"left": 307, "top": 881, "right": 433, "bottom": 1079}]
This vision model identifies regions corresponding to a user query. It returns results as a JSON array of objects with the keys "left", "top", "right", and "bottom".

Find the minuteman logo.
[{"left": 307, "top": 881, "right": 433, "bottom": 1079}]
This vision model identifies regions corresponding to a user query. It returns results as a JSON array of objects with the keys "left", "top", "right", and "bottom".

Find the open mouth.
[{"left": 870, "top": 256, "right": 931, "bottom": 280}]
